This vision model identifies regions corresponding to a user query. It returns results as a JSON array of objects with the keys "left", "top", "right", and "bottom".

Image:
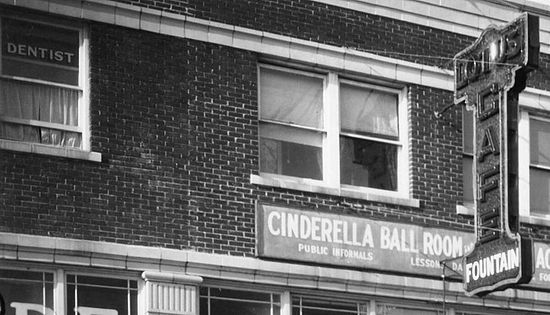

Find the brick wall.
[
  {"left": 2, "top": 1, "right": 550, "bottom": 255},
  {"left": 115, "top": 0, "right": 550, "bottom": 89}
]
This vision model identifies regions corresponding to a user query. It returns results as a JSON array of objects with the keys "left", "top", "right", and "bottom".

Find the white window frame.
[
  {"left": 254, "top": 63, "right": 414, "bottom": 207},
  {"left": 0, "top": 13, "right": 99, "bottom": 162},
  {"left": 519, "top": 111, "right": 550, "bottom": 225},
  {"left": 200, "top": 285, "right": 284, "bottom": 315},
  {"left": 0, "top": 265, "right": 142, "bottom": 315}
]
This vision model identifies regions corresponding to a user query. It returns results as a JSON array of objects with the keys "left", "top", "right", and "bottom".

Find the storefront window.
[
  {"left": 0, "top": 269, "right": 54, "bottom": 315},
  {"left": 200, "top": 287, "right": 281, "bottom": 315},
  {"left": 67, "top": 275, "right": 138, "bottom": 315},
  {"left": 292, "top": 296, "right": 368, "bottom": 315},
  {"left": 375, "top": 304, "right": 439, "bottom": 315}
]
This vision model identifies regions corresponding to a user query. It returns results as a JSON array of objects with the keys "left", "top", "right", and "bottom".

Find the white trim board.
[{"left": 313, "top": 0, "right": 550, "bottom": 54}]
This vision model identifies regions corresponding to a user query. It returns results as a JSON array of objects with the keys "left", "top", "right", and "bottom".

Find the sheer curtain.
[
  {"left": 0, "top": 78, "right": 81, "bottom": 148},
  {"left": 340, "top": 83, "right": 398, "bottom": 138},
  {"left": 259, "top": 67, "right": 324, "bottom": 179}
]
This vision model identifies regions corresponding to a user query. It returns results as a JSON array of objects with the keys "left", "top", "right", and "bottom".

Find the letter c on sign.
[{"left": 267, "top": 211, "right": 281, "bottom": 236}]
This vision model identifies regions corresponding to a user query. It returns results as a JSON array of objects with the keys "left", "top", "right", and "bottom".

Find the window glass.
[
  {"left": 2, "top": 18, "right": 79, "bottom": 85},
  {"left": 463, "top": 108, "right": 474, "bottom": 205},
  {"left": 463, "top": 156, "right": 474, "bottom": 204},
  {"left": 340, "top": 137, "right": 397, "bottom": 190},
  {"left": 0, "top": 269, "right": 54, "bottom": 315},
  {"left": 375, "top": 304, "right": 438, "bottom": 315},
  {"left": 530, "top": 167, "right": 550, "bottom": 216},
  {"left": 67, "top": 275, "right": 138, "bottom": 315},
  {"left": 463, "top": 108, "right": 474, "bottom": 155},
  {"left": 529, "top": 118, "right": 550, "bottom": 217},
  {"left": 340, "top": 83, "right": 398, "bottom": 138},
  {"left": 530, "top": 119, "right": 550, "bottom": 167},
  {"left": 200, "top": 287, "right": 280, "bottom": 315},
  {"left": 260, "top": 67, "right": 323, "bottom": 129},
  {"left": 0, "top": 16, "right": 84, "bottom": 149},
  {"left": 258, "top": 65, "right": 406, "bottom": 194},
  {"left": 260, "top": 123, "right": 323, "bottom": 180},
  {"left": 292, "top": 296, "right": 368, "bottom": 315},
  {"left": 259, "top": 67, "right": 324, "bottom": 180}
]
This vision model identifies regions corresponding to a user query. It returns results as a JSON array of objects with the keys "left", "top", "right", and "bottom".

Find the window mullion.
[
  {"left": 55, "top": 269, "right": 66, "bottom": 315},
  {"left": 324, "top": 72, "right": 340, "bottom": 187}
]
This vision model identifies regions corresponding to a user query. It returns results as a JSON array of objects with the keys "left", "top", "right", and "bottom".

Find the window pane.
[
  {"left": 2, "top": 18, "right": 79, "bottom": 85},
  {"left": 340, "top": 83, "right": 398, "bottom": 138},
  {"left": 376, "top": 305, "right": 438, "bottom": 315},
  {"left": 530, "top": 119, "right": 550, "bottom": 168},
  {"left": 200, "top": 288, "right": 279, "bottom": 315},
  {"left": 260, "top": 67, "right": 323, "bottom": 129},
  {"left": 0, "top": 269, "right": 54, "bottom": 315},
  {"left": 260, "top": 123, "right": 323, "bottom": 180},
  {"left": 67, "top": 275, "right": 137, "bottom": 315},
  {"left": 292, "top": 296, "right": 364, "bottom": 315},
  {"left": 340, "top": 136, "right": 397, "bottom": 190},
  {"left": 463, "top": 155, "right": 474, "bottom": 204},
  {"left": 530, "top": 167, "right": 550, "bottom": 216},
  {"left": 0, "top": 77, "right": 81, "bottom": 148},
  {"left": 463, "top": 108, "right": 474, "bottom": 155}
]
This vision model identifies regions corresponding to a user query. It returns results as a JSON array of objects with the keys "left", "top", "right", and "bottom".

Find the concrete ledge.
[
  {"left": 2, "top": 232, "right": 550, "bottom": 312},
  {"left": 251, "top": 174, "right": 420, "bottom": 208},
  {"left": 0, "top": 139, "right": 102, "bottom": 162}
]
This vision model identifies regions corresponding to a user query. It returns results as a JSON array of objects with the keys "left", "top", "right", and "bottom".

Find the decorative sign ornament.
[{"left": 454, "top": 13, "right": 539, "bottom": 296}]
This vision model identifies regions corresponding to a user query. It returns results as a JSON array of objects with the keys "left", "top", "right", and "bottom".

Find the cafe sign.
[{"left": 454, "top": 13, "right": 539, "bottom": 296}]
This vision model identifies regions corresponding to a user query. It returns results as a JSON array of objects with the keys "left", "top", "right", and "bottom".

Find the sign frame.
[{"left": 454, "top": 12, "right": 539, "bottom": 296}]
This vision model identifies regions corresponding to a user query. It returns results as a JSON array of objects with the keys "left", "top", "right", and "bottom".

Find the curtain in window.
[
  {"left": 260, "top": 67, "right": 323, "bottom": 129},
  {"left": 0, "top": 78, "right": 81, "bottom": 148},
  {"left": 340, "top": 84, "right": 398, "bottom": 138}
]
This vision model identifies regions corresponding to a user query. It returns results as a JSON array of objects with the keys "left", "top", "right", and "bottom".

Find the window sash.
[
  {"left": 339, "top": 80, "right": 399, "bottom": 140},
  {"left": 258, "top": 64, "right": 405, "bottom": 194},
  {"left": 0, "top": 15, "right": 86, "bottom": 150},
  {"left": 259, "top": 65, "right": 324, "bottom": 129}
]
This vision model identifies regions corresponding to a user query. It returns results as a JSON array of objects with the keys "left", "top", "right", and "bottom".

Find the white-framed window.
[
  {"left": 0, "top": 13, "right": 93, "bottom": 158},
  {"left": 462, "top": 99, "right": 550, "bottom": 224},
  {"left": 0, "top": 267, "right": 139, "bottom": 315},
  {"left": 518, "top": 112, "right": 550, "bottom": 221},
  {"left": 256, "top": 64, "right": 410, "bottom": 203},
  {"left": 67, "top": 274, "right": 138, "bottom": 315},
  {"left": 0, "top": 268, "right": 55, "bottom": 314},
  {"left": 292, "top": 295, "right": 369, "bottom": 315},
  {"left": 200, "top": 286, "right": 281, "bottom": 315},
  {"left": 528, "top": 117, "right": 550, "bottom": 217}
]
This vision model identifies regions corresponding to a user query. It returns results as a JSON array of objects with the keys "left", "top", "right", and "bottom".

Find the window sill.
[
  {"left": 250, "top": 174, "right": 419, "bottom": 208},
  {"left": 0, "top": 139, "right": 102, "bottom": 162},
  {"left": 456, "top": 204, "right": 475, "bottom": 216},
  {"left": 520, "top": 215, "right": 550, "bottom": 226}
]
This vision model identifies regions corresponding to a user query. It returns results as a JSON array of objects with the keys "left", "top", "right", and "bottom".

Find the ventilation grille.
[{"left": 147, "top": 282, "right": 197, "bottom": 315}]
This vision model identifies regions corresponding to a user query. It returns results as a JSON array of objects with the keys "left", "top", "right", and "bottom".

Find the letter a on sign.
[{"left": 454, "top": 13, "right": 538, "bottom": 297}]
